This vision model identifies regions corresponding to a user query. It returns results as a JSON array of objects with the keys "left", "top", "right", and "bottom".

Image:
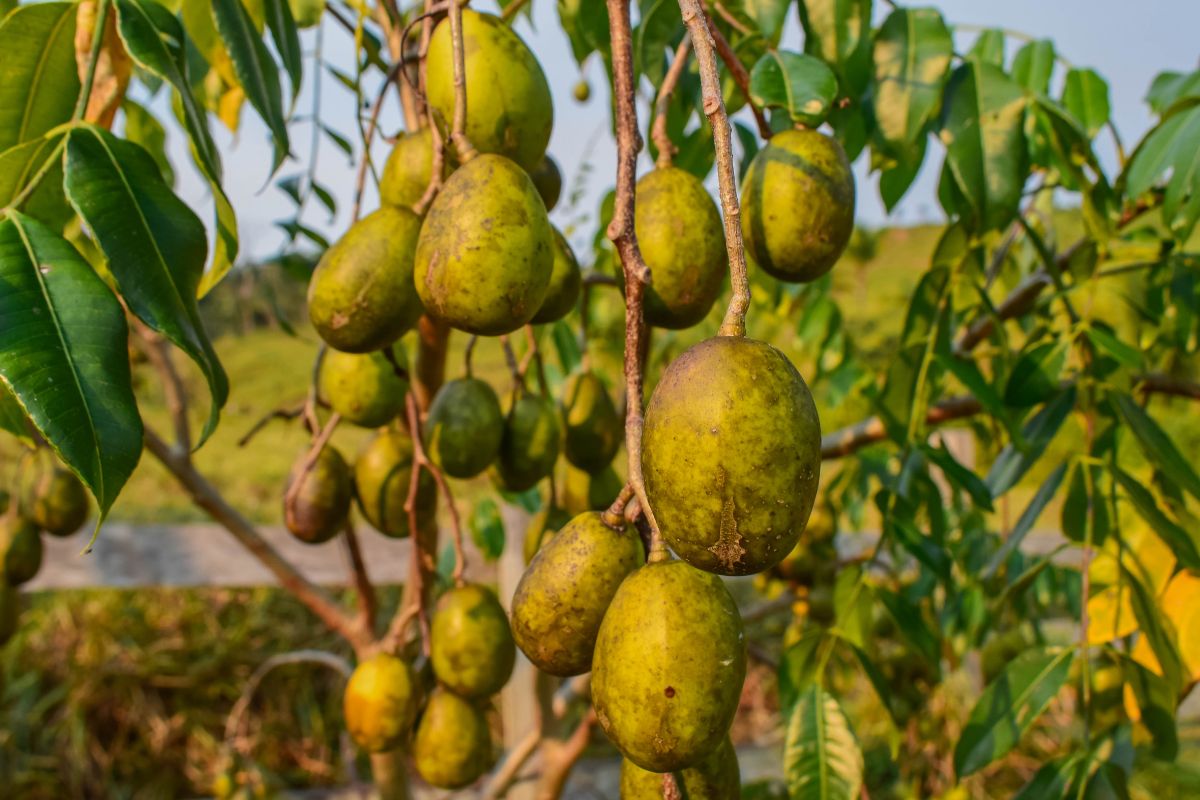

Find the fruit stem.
[
  {"left": 702, "top": 9, "right": 773, "bottom": 140},
  {"left": 676, "top": 0, "right": 751, "bottom": 338},
  {"left": 446, "top": 0, "right": 478, "bottom": 162},
  {"left": 651, "top": 37, "right": 690, "bottom": 169},
  {"left": 405, "top": 392, "right": 468, "bottom": 586}
]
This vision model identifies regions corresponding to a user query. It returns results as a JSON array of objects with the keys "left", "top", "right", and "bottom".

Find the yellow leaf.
[
  {"left": 1088, "top": 522, "right": 1175, "bottom": 596},
  {"left": 75, "top": 0, "right": 132, "bottom": 129},
  {"left": 217, "top": 84, "right": 246, "bottom": 134},
  {"left": 1087, "top": 585, "right": 1138, "bottom": 644}
]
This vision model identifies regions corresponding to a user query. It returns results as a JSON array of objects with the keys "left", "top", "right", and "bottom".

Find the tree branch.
[
  {"left": 703, "top": 12, "right": 772, "bottom": 140},
  {"left": 342, "top": 517, "right": 378, "bottom": 633},
  {"left": 651, "top": 37, "right": 690, "bottom": 168}
]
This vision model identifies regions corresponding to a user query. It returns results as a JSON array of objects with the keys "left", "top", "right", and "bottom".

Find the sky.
[{"left": 152, "top": 0, "right": 1200, "bottom": 265}]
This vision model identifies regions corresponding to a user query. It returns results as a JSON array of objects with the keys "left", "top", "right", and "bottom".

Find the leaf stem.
[
  {"left": 73, "top": 0, "right": 112, "bottom": 123},
  {"left": 1, "top": 138, "right": 67, "bottom": 219}
]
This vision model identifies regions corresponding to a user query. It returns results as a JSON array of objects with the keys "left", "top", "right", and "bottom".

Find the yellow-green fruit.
[
  {"left": 530, "top": 229, "right": 581, "bottom": 324},
  {"left": 431, "top": 583, "right": 516, "bottom": 698},
  {"left": 424, "top": 378, "right": 504, "bottom": 479},
  {"left": 0, "top": 583, "right": 19, "bottom": 645},
  {"left": 283, "top": 445, "right": 352, "bottom": 544},
  {"left": 0, "top": 516, "right": 42, "bottom": 586},
  {"left": 643, "top": 336, "right": 821, "bottom": 575},
  {"left": 512, "top": 512, "right": 644, "bottom": 676},
  {"left": 564, "top": 463, "right": 623, "bottom": 516},
  {"left": 530, "top": 155, "right": 562, "bottom": 212},
  {"left": 380, "top": 128, "right": 434, "bottom": 209},
  {"left": 319, "top": 349, "right": 407, "bottom": 428},
  {"left": 413, "top": 689, "right": 494, "bottom": 789},
  {"left": 415, "top": 154, "right": 554, "bottom": 335},
  {"left": 493, "top": 393, "right": 561, "bottom": 492},
  {"left": 343, "top": 654, "right": 420, "bottom": 752},
  {"left": 635, "top": 167, "right": 726, "bottom": 329},
  {"left": 354, "top": 428, "right": 436, "bottom": 537},
  {"left": 573, "top": 80, "right": 591, "bottom": 103},
  {"left": 740, "top": 129, "right": 855, "bottom": 282},
  {"left": 426, "top": 10, "right": 552, "bottom": 171},
  {"left": 561, "top": 371, "right": 621, "bottom": 473},
  {"left": 592, "top": 557, "right": 746, "bottom": 772},
  {"left": 30, "top": 469, "right": 89, "bottom": 537},
  {"left": 307, "top": 208, "right": 423, "bottom": 353},
  {"left": 620, "top": 735, "right": 740, "bottom": 799},
  {"left": 523, "top": 506, "right": 571, "bottom": 564}
]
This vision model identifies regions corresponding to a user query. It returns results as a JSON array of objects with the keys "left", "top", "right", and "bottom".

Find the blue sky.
[{"left": 154, "top": 0, "right": 1200, "bottom": 264}]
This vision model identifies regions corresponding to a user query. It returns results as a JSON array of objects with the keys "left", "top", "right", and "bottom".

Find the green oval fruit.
[
  {"left": 564, "top": 463, "right": 623, "bottom": 516},
  {"left": 512, "top": 512, "right": 644, "bottom": 676},
  {"left": 530, "top": 155, "right": 562, "bottom": 212},
  {"left": 561, "top": 371, "right": 621, "bottom": 474},
  {"left": 354, "top": 428, "right": 436, "bottom": 538},
  {"left": 0, "top": 583, "right": 19, "bottom": 645},
  {"left": 415, "top": 154, "right": 554, "bottom": 335},
  {"left": 635, "top": 167, "right": 726, "bottom": 329},
  {"left": 30, "top": 469, "right": 89, "bottom": 537},
  {"left": 319, "top": 349, "right": 408, "bottom": 428},
  {"left": 343, "top": 653, "right": 420, "bottom": 752},
  {"left": 643, "top": 336, "right": 820, "bottom": 575},
  {"left": 592, "top": 558, "right": 746, "bottom": 771},
  {"left": 530, "top": 229, "right": 581, "bottom": 324},
  {"left": 740, "top": 129, "right": 855, "bottom": 282},
  {"left": 523, "top": 505, "right": 571, "bottom": 564},
  {"left": 620, "top": 735, "right": 740, "bottom": 799},
  {"left": 573, "top": 80, "right": 591, "bottom": 103},
  {"left": 424, "top": 378, "right": 504, "bottom": 479},
  {"left": 307, "top": 207, "right": 424, "bottom": 353},
  {"left": 431, "top": 583, "right": 516, "bottom": 698},
  {"left": 413, "top": 689, "right": 494, "bottom": 789},
  {"left": 426, "top": 10, "right": 552, "bottom": 171},
  {"left": 493, "top": 393, "right": 561, "bottom": 492},
  {"left": 283, "top": 445, "right": 352, "bottom": 544},
  {"left": 380, "top": 128, "right": 434, "bottom": 209},
  {"left": 0, "top": 516, "right": 42, "bottom": 586}
]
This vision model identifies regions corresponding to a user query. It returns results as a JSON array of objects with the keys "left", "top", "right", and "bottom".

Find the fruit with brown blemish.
[
  {"left": 283, "top": 445, "right": 352, "bottom": 544},
  {"left": 430, "top": 583, "right": 515, "bottom": 698},
  {"left": 512, "top": 512, "right": 644, "bottom": 676},
  {"left": 642, "top": 336, "right": 821, "bottom": 575}
]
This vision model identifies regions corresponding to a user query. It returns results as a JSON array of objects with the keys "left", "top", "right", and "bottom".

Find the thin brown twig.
[
  {"left": 677, "top": 0, "right": 751, "bottom": 337},
  {"left": 483, "top": 724, "right": 543, "bottom": 799},
  {"left": 341, "top": 517, "right": 378, "bottom": 633},
  {"left": 283, "top": 412, "right": 342, "bottom": 520},
  {"left": 237, "top": 402, "right": 306, "bottom": 447},
  {"left": 652, "top": 37, "right": 691, "bottom": 168},
  {"left": 381, "top": 528, "right": 426, "bottom": 654},
  {"left": 463, "top": 335, "right": 478, "bottom": 377},
  {"left": 601, "top": 483, "right": 636, "bottom": 529},
  {"left": 704, "top": 13, "right": 772, "bottom": 139},
  {"left": 134, "top": 323, "right": 191, "bottom": 454},
  {"left": 412, "top": 0, "right": 447, "bottom": 215},
  {"left": 446, "top": 0, "right": 477, "bottom": 162},
  {"left": 499, "top": 333, "right": 525, "bottom": 390},
  {"left": 405, "top": 392, "right": 466, "bottom": 585}
]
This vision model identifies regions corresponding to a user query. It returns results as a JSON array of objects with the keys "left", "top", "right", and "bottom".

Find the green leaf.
[
  {"left": 1062, "top": 67, "right": 1110, "bottom": 138},
  {"left": 797, "top": 0, "right": 873, "bottom": 95},
  {"left": 876, "top": 588, "right": 940, "bottom": 665},
  {"left": 938, "top": 62, "right": 1029, "bottom": 232},
  {"left": 263, "top": 0, "right": 302, "bottom": 106},
  {"left": 1113, "top": 393, "right": 1200, "bottom": 503},
  {"left": 923, "top": 442, "right": 993, "bottom": 510},
  {"left": 785, "top": 684, "right": 863, "bottom": 800},
  {"left": 551, "top": 321, "right": 582, "bottom": 375},
  {"left": 779, "top": 628, "right": 825, "bottom": 714},
  {"left": 871, "top": 7, "right": 953, "bottom": 159},
  {"left": 738, "top": 0, "right": 790, "bottom": 45},
  {"left": 1146, "top": 69, "right": 1200, "bottom": 115},
  {"left": 985, "top": 388, "right": 1075, "bottom": 497},
  {"left": 469, "top": 498, "right": 505, "bottom": 561},
  {"left": 0, "top": 382, "right": 35, "bottom": 447},
  {"left": 0, "top": 2, "right": 80, "bottom": 152},
  {"left": 954, "top": 647, "right": 1074, "bottom": 777},
  {"left": 935, "top": 352, "right": 1004, "bottom": 418},
  {"left": 749, "top": 51, "right": 839, "bottom": 128},
  {"left": 1011, "top": 39, "right": 1055, "bottom": 94},
  {"left": 831, "top": 566, "right": 872, "bottom": 648},
  {"left": 889, "top": 513, "right": 951, "bottom": 581},
  {"left": 966, "top": 28, "right": 1005, "bottom": 67},
  {"left": 984, "top": 463, "right": 1067, "bottom": 578},
  {"left": 1123, "top": 102, "right": 1200, "bottom": 241},
  {"left": 1004, "top": 342, "right": 1066, "bottom": 408},
  {"left": 122, "top": 99, "right": 175, "bottom": 187},
  {"left": 1085, "top": 326, "right": 1143, "bottom": 370},
  {"left": 558, "top": 0, "right": 610, "bottom": 66},
  {"left": 63, "top": 124, "right": 229, "bottom": 445},
  {"left": 0, "top": 135, "right": 72, "bottom": 229},
  {"left": 1013, "top": 759, "right": 1073, "bottom": 800},
  {"left": 633, "top": 0, "right": 680, "bottom": 86},
  {"left": 1118, "top": 654, "right": 1179, "bottom": 761},
  {"left": 1114, "top": 467, "right": 1200, "bottom": 569},
  {"left": 0, "top": 212, "right": 143, "bottom": 519},
  {"left": 1122, "top": 560, "right": 1184, "bottom": 693},
  {"left": 212, "top": 0, "right": 290, "bottom": 174}
]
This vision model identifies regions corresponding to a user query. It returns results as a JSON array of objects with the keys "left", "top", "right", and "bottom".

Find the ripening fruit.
[
  {"left": 431, "top": 583, "right": 516, "bottom": 698},
  {"left": 493, "top": 393, "right": 561, "bottom": 492},
  {"left": 635, "top": 167, "right": 726, "bottom": 329},
  {"left": 318, "top": 349, "right": 407, "bottom": 428},
  {"left": 643, "top": 336, "right": 821, "bottom": 575},
  {"left": 592, "top": 557, "right": 746, "bottom": 772},
  {"left": 523, "top": 505, "right": 571, "bottom": 564},
  {"left": 561, "top": 371, "right": 621, "bottom": 474},
  {"left": 413, "top": 689, "right": 494, "bottom": 789},
  {"left": 0, "top": 583, "right": 18, "bottom": 645},
  {"left": 563, "top": 463, "right": 623, "bottom": 516},
  {"left": 415, "top": 154, "right": 554, "bottom": 335},
  {"left": 740, "top": 129, "right": 855, "bottom": 283},
  {"left": 573, "top": 80, "right": 591, "bottom": 103},
  {"left": 343, "top": 653, "right": 420, "bottom": 752},
  {"left": 530, "top": 229, "right": 581, "bottom": 324},
  {"left": 512, "top": 512, "right": 643, "bottom": 676},
  {"left": 426, "top": 10, "right": 553, "bottom": 171},
  {"left": 354, "top": 428, "right": 436, "bottom": 538},
  {"left": 30, "top": 468, "right": 89, "bottom": 537},
  {"left": 619, "top": 735, "right": 740, "bottom": 799},
  {"left": 0, "top": 516, "right": 42, "bottom": 586},
  {"left": 283, "top": 445, "right": 352, "bottom": 544},
  {"left": 529, "top": 155, "right": 562, "bottom": 212},
  {"left": 307, "top": 208, "right": 423, "bottom": 353},
  {"left": 380, "top": 128, "right": 434, "bottom": 209},
  {"left": 424, "top": 378, "right": 504, "bottom": 479}
]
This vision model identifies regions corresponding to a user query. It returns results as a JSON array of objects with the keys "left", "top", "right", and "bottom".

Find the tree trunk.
[{"left": 370, "top": 750, "right": 411, "bottom": 800}]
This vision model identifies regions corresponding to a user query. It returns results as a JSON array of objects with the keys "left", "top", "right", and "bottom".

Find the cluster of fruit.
[{"left": 283, "top": 6, "right": 857, "bottom": 792}]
